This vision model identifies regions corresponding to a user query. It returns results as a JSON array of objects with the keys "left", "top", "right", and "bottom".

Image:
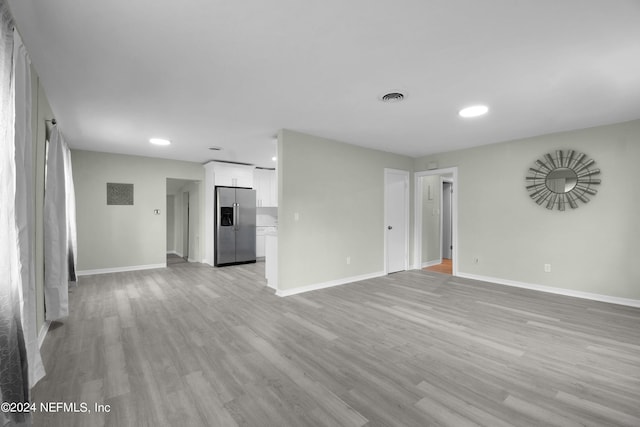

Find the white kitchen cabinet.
[
  {"left": 256, "top": 228, "right": 266, "bottom": 257},
  {"left": 212, "top": 163, "right": 254, "bottom": 188},
  {"left": 256, "top": 235, "right": 265, "bottom": 257},
  {"left": 256, "top": 226, "right": 276, "bottom": 258},
  {"left": 254, "top": 169, "right": 277, "bottom": 206}
]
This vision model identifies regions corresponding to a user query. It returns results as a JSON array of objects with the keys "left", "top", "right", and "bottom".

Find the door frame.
[
  {"left": 384, "top": 168, "right": 410, "bottom": 275},
  {"left": 414, "top": 167, "right": 458, "bottom": 275}
]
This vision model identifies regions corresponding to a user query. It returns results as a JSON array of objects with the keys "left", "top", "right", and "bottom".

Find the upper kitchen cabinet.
[
  {"left": 209, "top": 162, "right": 254, "bottom": 188},
  {"left": 254, "top": 168, "right": 277, "bottom": 207}
]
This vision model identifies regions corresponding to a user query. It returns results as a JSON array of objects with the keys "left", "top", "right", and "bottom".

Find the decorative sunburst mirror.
[{"left": 525, "top": 150, "right": 601, "bottom": 210}]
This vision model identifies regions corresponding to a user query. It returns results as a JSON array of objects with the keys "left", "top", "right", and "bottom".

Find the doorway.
[
  {"left": 183, "top": 191, "right": 190, "bottom": 261},
  {"left": 384, "top": 168, "right": 410, "bottom": 274},
  {"left": 441, "top": 179, "right": 453, "bottom": 259},
  {"left": 414, "top": 168, "right": 458, "bottom": 276},
  {"left": 166, "top": 178, "right": 201, "bottom": 265}
]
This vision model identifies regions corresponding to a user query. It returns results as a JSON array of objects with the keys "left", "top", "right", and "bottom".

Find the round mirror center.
[{"left": 545, "top": 167, "right": 578, "bottom": 193}]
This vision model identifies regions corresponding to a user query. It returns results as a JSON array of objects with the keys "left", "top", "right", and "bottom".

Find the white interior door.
[{"left": 385, "top": 169, "right": 409, "bottom": 273}]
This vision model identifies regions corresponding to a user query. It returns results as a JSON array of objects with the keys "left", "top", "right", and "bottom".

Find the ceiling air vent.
[
  {"left": 381, "top": 92, "right": 405, "bottom": 103},
  {"left": 208, "top": 146, "right": 222, "bottom": 151}
]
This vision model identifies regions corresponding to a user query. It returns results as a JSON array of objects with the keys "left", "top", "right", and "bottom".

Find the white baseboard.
[
  {"left": 76, "top": 263, "right": 166, "bottom": 276},
  {"left": 422, "top": 259, "right": 442, "bottom": 269},
  {"left": 457, "top": 272, "right": 640, "bottom": 308},
  {"left": 187, "top": 258, "right": 198, "bottom": 263},
  {"left": 276, "top": 271, "right": 386, "bottom": 297},
  {"left": 166, "top": 250, "right": 178, "bottom": 255},
  {"left": 38, "top": 321, "right": 51, "bottom": 348}
]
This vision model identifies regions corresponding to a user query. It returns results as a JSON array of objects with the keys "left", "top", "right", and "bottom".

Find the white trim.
[
  {"left": 384, "top": 168, "right": 410, "bottom": 275},
  {"left": 422, "top": 259, "right": 442, "bottom": 269},
  {"left": 38, "top": 321, "right": 51, "bottom": 348},
  {"left": 438, "top": 176, "right": 444, "bottom": 261},
  {"left": 276, "top": 271, "right": 386, "bottom": 297},
  {"left": 76, "top": 263, "right": 166, "bottom": 276},
  {"left": 414, "top": 167, "right": 458, "bottom": 276},
  {"left": 187, "top": 258, "right": 198, "bottom": 263},
  {"left": 457, "top": 272, "right": 640, "bottom": 308},
  {"left": 413, "top": 175, "right": 423, "bottom": 270},
  {"left": 166, "top": 250, "right": 179, "bottom": 255}
]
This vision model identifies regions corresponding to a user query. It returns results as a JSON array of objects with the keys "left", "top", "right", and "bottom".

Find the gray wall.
[
  {"left": 414, "top": 119, "right": 640, "bottom": 300},
  {"left": 72, "top": 150, "right": 204, "bottom": 271},
  {"left": 277, "top": 129, "right": 414, "bottom": 291}
]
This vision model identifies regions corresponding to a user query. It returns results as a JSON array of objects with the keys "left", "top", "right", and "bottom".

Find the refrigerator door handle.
[{"left": 233, "top": 203, "right": 239, "bottom": 231}]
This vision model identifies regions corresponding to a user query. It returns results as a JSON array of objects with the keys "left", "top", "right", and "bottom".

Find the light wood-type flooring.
[
  {"left": 32, "top": 261, "right": 640, "bottom": 426},
  {"left": 424, "top": 258, "right": 452, "bottom": 275}
]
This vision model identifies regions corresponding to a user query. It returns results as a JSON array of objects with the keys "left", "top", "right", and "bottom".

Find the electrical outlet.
[
  {"left": 346, "top": 256, "right": 351, "bottom": 265},
  {"left": 294, "top": 212, "right": 299, "bottom": 221},
  {"left": 544, "top": 264, "right": 551, "bottom": 273}
]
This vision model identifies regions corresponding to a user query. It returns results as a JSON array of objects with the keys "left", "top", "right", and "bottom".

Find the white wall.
[
  {"left": 414, "top": 119, "right": 640, "bottom": 301},
  {"left": 72, "top": 150, "right": 204, "bottom": 272},
  {"left": 277, "top": 129, "right": 414, "bottom": 292}
]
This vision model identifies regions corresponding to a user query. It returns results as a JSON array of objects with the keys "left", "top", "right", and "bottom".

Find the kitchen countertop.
[{"left": 257, "top": 226, "right": 277, "bottom": 236}]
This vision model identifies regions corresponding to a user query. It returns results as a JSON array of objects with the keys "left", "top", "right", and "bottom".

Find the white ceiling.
[{"left": 8, "top": 1, "right": 640, "bottom": 168}]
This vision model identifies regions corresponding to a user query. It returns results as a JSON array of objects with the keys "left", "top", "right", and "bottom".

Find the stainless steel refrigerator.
[{"left": 214, "top": 186, "right": 256, "bottom": 266}]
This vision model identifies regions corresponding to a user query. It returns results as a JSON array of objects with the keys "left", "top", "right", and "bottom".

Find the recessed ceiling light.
[
  {"left": 459, "top": 105, "right": 489, "bottom": 118},
  {"left": 149, "top": 138, "right": 171, "bottom": 146},
  {"left": 271, "top": 156, "right": 277, "bottom": 161}
]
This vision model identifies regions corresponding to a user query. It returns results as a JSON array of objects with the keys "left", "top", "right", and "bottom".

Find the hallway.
[{"left": 424, "top": 258, "right": 452, "bottom": 275}]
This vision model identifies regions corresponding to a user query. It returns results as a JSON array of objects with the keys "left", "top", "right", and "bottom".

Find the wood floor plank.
[
  {"left": 503, "top": 395, "right": 585, "bottom": 427},
  {"left": 555, "top": 390, "right": 640, "bottom": 427},
  {"left": 283, "top": 311, "right": 339, "bottom": 341},
  {"left": 234, "top": 325, "right": 368, "bottom": 427},
  {"left": 184, "top": 371, "right": 238, "bottom": 426},
  {"left": 31, "top": 260, "right": 640, "bottom": 426}
]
